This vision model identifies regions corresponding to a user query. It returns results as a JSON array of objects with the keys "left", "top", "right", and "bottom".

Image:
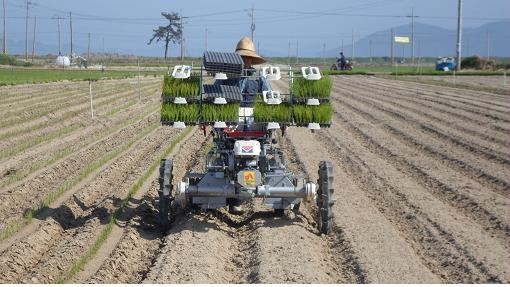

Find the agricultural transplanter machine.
[{"left": 159, "top": 51, "right": 334, "bottom": 234}]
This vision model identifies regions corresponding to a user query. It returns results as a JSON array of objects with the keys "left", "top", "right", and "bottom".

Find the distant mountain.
[{"left": 323, "top": 21, "right": 510, "bottom": 58}]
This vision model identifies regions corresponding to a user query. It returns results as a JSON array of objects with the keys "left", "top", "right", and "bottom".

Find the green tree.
[{"left": 148, "top": 12, "right": 182, "bottom": 61}]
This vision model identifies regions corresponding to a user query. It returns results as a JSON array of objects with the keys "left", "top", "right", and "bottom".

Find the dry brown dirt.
[{"left": 0, "top": 74, "right": 508, "bottom": 283}]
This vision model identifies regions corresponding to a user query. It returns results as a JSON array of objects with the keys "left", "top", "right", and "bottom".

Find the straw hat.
[{"left": 235, "top": 36, "right": 266, "bottom": 65}]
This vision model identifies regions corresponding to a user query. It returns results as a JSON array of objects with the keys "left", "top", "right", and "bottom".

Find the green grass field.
[
  {"left": 1, "top": 61, "right": 506, "bottom": 86},
  {"left": 0, "top": 68, "right": 163, "bottom": 86},
  {"left": 324, "top": 65, "right": 507, "bottom": 76}
]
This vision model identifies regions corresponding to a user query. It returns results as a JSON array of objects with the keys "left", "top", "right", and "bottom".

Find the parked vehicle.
[{"left": 436, "top": 57, "right": 457, "bottom": 71}]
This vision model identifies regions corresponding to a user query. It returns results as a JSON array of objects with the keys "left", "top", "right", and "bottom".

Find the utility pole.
[
  {"left": 87, "top": 32, "right": 90, "bottom": 61},
  {"left": 287, "top": 41, "right": 290, "bottom": 64},
  {"left": 351, "top": 29, "right": 355, "bottom": 62},
  {"left": 102, "top": 37, "right": 105, "bottom": 70},
  {"left": 52, "top": 16, "right": 64, "bottom": 55},
  {"left": 465, "top": 36, "right": 469, "bottom": 56},
  {"left": 2, "top": 0, "right": 6, "bottom": 54},
  {"left": 31, "top": 15, "right": 36, "bottom": 61},
  {"left": 322, "top": 43, "right": 326, "bottom": 64},
  {"left": 456, "top": 0, "right": 463, "bottom": 70},
  {"left": 296, "top": 40, "right": 299, "bottom": 65},
  {"left": 205, "top": 28, "right": 208, "bottom": 52},
  {"left": 89, "top": 80, "right": 94, "bottom": 119},
  {"left": 411, "top": 8, "right": 415, "bottom": 64},
  {"left": 179, "top": 15, "right": 188, "bottom": 61},
  {"left": 25, "top": 0, "right": 29, "bottom": 61},
  {"left": 486, "top": 29, "right": 490, "bottom": 61},
  {"left": 69, "top": 12, "right": 73, "bottom": 60},
  {"left": 137, "top": 57, "right": 141, "bottom": 101},
  {"left": 390, "top": 29, "right": 394, "bottom": 65},
  {"left": 180, "top": 15, "right": 183, "bottom": 61},
  {"left": 369, "top": 39, "right": 372, "bottom": 63},
  {"left": 249, "top": 6, "right": 255, "bottom": 41}
]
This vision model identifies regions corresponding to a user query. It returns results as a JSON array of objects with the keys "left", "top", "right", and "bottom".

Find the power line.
[{"left": 3, "top": 13, "right": 508, "bottom": 23}]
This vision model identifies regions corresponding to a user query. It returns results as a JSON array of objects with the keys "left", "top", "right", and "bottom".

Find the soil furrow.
[
  {"left": 340, "top": 76, "right": 510, "bottom": 128},
  {"left": 334, "top": 86, "right": 510, "bottom": 181},
  {"left": 0, "top": 83, "right": 157, "bottom": 152},
  {"left": 0, "top": 113, "right": 159, "bottom": 230},
  {"left": 333, "top": 80, "right": 509, "bottom": 146},
  {"left": 329, "top": 106, "right": 510, "bottom": 240},
  {"left": 0, "top": 101, "right": 159, "bottom": 190},
  {"left": 280, "top": 130, "right": 367, "bottom": 283},
  {"left": 85, "top": 128, "right": 209, "bottom": 283},
  {"left": 0, "top": 82, "right": 87, "bottom": 111},
  {"left": 1, "top": 74, "right": 508, "bottom": 284},
  {"left": 2, "top": 125, "right": 180, "bottom": 283},
  {"left": 0, "top": 82, "right": 158, "bottom": 142},
  {"left": 0, "top": 79, "right": 144, "bottom": 130},
  {"left": 316, "top": 129, "right": 507, "bottom": 282},
  {"left": 338, "top": 76, "right": 510, "bottom": 134},
  {"left": 356, "top": 76, "right": 510, "bottom": 111},
  {"left": 285, "top": 127, "right": 439, "bottom": 283},
  {"left": 140, "top": 131, "right": 263, "bottom": 284},
  {"left": 336, "top": 77, "right": 510, "bottom": 140},
  {"left": 0, "top": 77, "right": 159, "bottom": 112},
  {"left": 333, "top": 92, "right": 510, "bottom": 197},
  {"left": 143, "top": 126, "right": 354, "bottom": 283},
  {"left": 0, "top": 80, "right": 160, "bottom": 177},
  {"left": 403, "top": 75, "right": 510, "bottom": 96}
]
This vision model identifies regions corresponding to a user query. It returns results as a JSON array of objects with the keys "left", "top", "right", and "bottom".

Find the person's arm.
[{"left": 260, "top": 75, "right": 272, "bottom": 92}]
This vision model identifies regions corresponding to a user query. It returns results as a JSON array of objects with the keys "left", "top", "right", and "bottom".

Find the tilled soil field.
[
  {"left": 0, "top": 75, "right": 508, "bottom": 283},
  {"left": 405, "top": 75, "right": 510, "bottom": 93}
]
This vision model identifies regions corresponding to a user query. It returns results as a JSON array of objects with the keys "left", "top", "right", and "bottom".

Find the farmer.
[
  {"left": 235, "top": 36, "right": 271, "bottom": 107},
  {"left": 235, "top": 36, "right": 266, "bottom": 75},
  {"left": 216, "top": 36, "right": 271, "bottom": 107},
  {"left": 339, "top": 52, "right": 346, "bottom": 70}
]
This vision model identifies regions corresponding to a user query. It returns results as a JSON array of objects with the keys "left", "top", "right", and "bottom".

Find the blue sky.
[{"left": 3, "top": 0, "right": 509, "bottom": 57}]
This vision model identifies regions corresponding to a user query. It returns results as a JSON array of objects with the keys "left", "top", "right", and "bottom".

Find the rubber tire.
[
  {"left": 317, "top": 161, "right": 334, "bottom": 235},
  {"left": 159, "top": 159, "right": 173, "bottom": 233}
]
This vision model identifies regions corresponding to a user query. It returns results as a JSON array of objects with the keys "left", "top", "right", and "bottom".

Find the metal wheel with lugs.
[
  {"left": 317, "top": 161, "right": 334, "bottom": 235},
  {"left": 158, "top": 159, "right": 173, "bottom": 233}
]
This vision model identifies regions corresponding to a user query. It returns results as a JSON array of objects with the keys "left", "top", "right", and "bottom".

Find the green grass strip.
[
  {"left": 0, "top": 124, "right": 82, "bottom": 160},
  {"left": 104, "top": 99, "right": 138, "bottom": 117},
  {"left": 59, "top": 126, "right": 194, "bottom": 283},
  {"left": 0, "top": 69, "right": 161, "bottom": 86},
  {"left": 0, "top": 119, "right": 160, "bottom": 242}
]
